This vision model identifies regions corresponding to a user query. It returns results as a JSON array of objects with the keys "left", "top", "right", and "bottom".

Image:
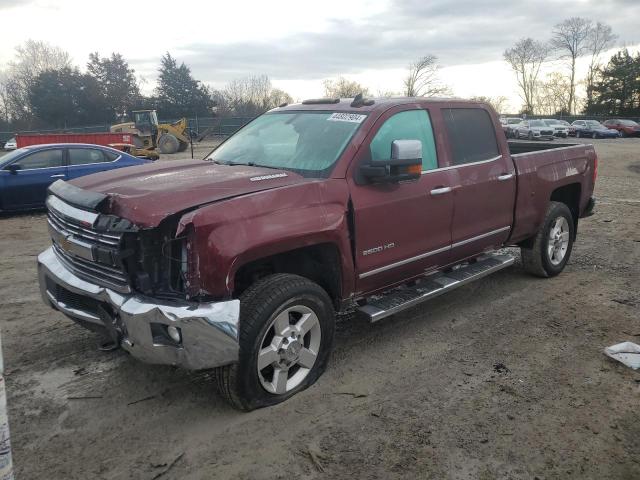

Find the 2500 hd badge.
[{"left": 362, "top": 242, "right": 396, "bottom": 256}]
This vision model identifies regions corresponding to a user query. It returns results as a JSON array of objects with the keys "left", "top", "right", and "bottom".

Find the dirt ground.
[{"left": 1, "top": 137, "right": 639, "bottom": 479}]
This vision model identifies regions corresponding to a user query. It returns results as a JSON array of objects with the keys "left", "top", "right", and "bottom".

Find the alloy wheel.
[
  {"left": 547, "top": 216, "right": 570, "bottom": 266},
  {"left": 257, "top": 305, "right": 322, "bottom": 394}
]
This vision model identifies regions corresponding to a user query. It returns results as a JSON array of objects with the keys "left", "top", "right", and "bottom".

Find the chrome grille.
[
  {"left": 48, "top": 207, "right": 121, "bottom": 247},
  {"left": 46, "top": 196, "right": 131, "bottom": 292},
  {"left": 52, "top": 244, "right": 129, "bottom": 291}
]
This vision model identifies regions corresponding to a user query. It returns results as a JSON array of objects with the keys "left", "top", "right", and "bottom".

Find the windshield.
[
  {"left": 0, "top": 147, "right": 28, "bottom": 167},
  {"left": 507, "top": 119, "right": 521, "bottom": 124},
  {"left": 208, "top": 112, "right": 366, "bottom": 178},
  {"left": 586, "top": 120, "right": 603, "bottom": 127},
  {"left": 619, "top": 120, "right": 638, "bottom": 126},
  {"left": 530, "top": 120, "right": 545, "bottom": 127}
]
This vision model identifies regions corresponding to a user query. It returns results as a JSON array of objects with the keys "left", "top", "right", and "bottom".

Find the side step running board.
[{"left": 357, "top": 254, "right": 515, "bottom": 322}]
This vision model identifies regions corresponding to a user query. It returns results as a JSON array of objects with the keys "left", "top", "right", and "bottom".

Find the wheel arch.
[
  {"left": 550, "top": 182, "right": 581, "bottom": 239},
  {"left": 233, "top": 242, "right": 345, "bottom": 308}
]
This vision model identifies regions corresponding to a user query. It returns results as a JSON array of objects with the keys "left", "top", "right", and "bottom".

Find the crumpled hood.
[{"left": 70, "top": 159, "right": 306, "bottom": 227}]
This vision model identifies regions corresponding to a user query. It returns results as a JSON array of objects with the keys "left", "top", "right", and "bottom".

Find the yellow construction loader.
[{"left": 110, "top": 110, "right": 191, "bottom": 158}]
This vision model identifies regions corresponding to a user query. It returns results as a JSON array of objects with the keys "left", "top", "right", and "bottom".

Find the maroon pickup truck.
[{"left": 37, "top": 97, "right": 597, "bottom": 410}]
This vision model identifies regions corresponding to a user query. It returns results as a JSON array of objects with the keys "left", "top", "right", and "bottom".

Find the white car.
[
  {"left": 542, "top": 119, "right": 569, "bottom": 138},
  {"left": 500, "top": 117, "right": 523, "bottom": 138},
  {"left": 514, "top": 120, "right": 555, "bottom": 141},
  {"left": 3, "top": 137, "right": 16, "bottom": 150}
]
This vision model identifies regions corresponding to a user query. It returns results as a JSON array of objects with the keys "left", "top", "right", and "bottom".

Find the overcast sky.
[{"left": 1, "top": 0, "right": 639, "bottom": 110}]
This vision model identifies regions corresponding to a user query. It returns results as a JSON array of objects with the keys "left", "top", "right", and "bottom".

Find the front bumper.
[
  {"left": 38, "top": 247, "right": 240, "bottom": 370},
  {"left": 533, "top": 133, "right": 555, "bottom": 140}
]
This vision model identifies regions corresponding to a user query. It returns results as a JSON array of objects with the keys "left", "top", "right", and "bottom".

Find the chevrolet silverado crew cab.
[{"left": 38, "top": 97, "right": 597, "bottom": 410}]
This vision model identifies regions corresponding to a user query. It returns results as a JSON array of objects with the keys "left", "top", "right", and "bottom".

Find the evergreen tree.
[
  {"left": 155, "top": 53, "right": 213, "bottom": 118},
  {"left": 29, "top": 68, "right": 108, "bottom": 128},
  {"left": 87, "top": 52, "right": 141, "bottom": 121},
  {"left": 586, "top": 49, "right": 640, "bottom": 116}
]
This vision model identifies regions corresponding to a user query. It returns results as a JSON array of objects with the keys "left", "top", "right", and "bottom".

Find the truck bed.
[
  {"left": 507, "top": 141, "right": 597, "bottom": 244},
  {"left": 507, "top": 140, "right": 579, "bottom": 155}
]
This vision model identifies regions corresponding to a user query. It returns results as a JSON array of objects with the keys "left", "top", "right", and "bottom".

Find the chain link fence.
[
  {"left": 0, "top": 116, "right": 255, "bottom": 143},
  {"left": 501, "top": 113, "right": 640, "bottom": 122}
]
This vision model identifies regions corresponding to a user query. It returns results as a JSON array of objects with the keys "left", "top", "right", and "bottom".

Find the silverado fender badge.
[
  {"left": 250, "top": 173, "right": 288, "bottom": 182},
  {"left": 362, "top": 242, "right": 396, "bottom": 256}
]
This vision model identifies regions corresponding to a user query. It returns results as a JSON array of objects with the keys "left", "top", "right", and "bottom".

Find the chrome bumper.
[{"left": 37, "top": 247, "right": 240, "bottom": 370}]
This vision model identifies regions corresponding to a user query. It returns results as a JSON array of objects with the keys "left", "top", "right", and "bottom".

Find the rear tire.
[
  {"left": 158, "top": 133, "right": 179, "bottom": 154},
  {"left": 215, "top": 274, "right": 335, "bottom": 411},
  {"left": 521, "top": 201, "right": 575, "bottom": 278},
  {"left": 177, "top": 141, "right": 189, "bottom": 152},
  {"left": 528, "top": 132, "right": 533, "bottom": 140}
]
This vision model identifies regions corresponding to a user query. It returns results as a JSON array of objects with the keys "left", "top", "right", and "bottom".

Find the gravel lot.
[{"left": 1, "top": 138, "right": 639, "bottom": 479}]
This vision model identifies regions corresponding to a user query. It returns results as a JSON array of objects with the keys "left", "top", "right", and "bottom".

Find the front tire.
[
  {"left": 158, "top": 133, "right": 179, "bottom": 154},
  {"left": 521, "top": 201, "right": 575, "bottom": 278},
  {"left": 215, "top": 274, "right": 335, "bottom": 411}
]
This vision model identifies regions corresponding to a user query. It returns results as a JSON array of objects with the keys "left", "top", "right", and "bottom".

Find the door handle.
[
  {"left": 497, "top": 173, "right": 514, "bottom": 181},
  {"left": 50, "top": 174, "right": 66, "bottom": 178},
  {"left": 430, "top": 186, "right": 452, "bottom": 196}
]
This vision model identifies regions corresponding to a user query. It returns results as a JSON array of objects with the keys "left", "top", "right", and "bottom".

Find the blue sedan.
[
  {"left": 0, "top": 144, "right": 151, "bottom": 212},
  {"left": 571, "top": 120, "right": 620, "bottom": 139}
]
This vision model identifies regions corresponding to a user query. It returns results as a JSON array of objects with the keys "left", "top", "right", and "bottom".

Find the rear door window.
[
  {"left": 442, "top": 108, "right": 500, "bottom": 165},
  {"left": 68, "top": 148, "right": 108, "bottom": 165},
  {"left": 369, "top": 109, "right": 438, "bottom": 171},
  {"left": 103, "top": 150, "right": 120, "bottom": 161},
  {"left": 13, "top": 149, "right": 64, "bottom": 169}
]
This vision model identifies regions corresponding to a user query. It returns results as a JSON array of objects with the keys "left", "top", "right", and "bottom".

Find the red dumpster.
[{"left": 15, "top": 132, "right": 134, "bottom": 149}]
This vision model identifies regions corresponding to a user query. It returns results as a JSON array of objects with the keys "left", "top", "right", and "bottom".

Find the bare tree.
[
  {"left": 217, "top": 75, "right": 293, "bottom": 116},
  {"left": 376, "top": 89, "right": 401, "bottom": 98},
  {"left": 534, "top": 72, "right": 572, "bottom": 116},
  {"left": 403, "top": 55, "right": 450, "bottom": 97},
  {"left": 0, "top": 71, "right": 10, "bottom": 125},
  {"left": 5, "top": 39, "right": 71, "bottom": 124},
  {"left": 322, "top": 77, "right": 370, "bottom": 98},
  {"left": 470, "top": 96, "right": 509, "bottom": 114},
  {"left": 585, "top": 22, "right": 617, "bottom": 108},
  {"left": 550, "top": 17, "right": 592, "bottom": 114},
  {"left": 268, "top": 88, "right": 294, "bottom": 107},
  {"left": 503, "top": 38, "right": 549, "bottom": 114}
]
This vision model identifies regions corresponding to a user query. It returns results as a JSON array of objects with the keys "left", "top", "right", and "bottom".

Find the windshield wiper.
[
  {"left": 211, "top": 159, "right": 254, "bottom": 166},
  {"left": 211, "top": 159, "right": 282, "bottom": 170},
  {"left": 251, "top": 163, "right": 282, "bottom": 170}
]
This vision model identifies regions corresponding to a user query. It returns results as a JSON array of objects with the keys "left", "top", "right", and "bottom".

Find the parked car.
[
  {"left": 500, "top": 117, "right": 523, "bottom": 138},
  {"left": 542, "top": 119, "right": 569, "bottom": 138},
  {"left": 513, "top": 120, "right": 555, "bottom": 140},
  {"left": 3, "top": 137, "right": 17, "bottom": 150},
  {"left": 38, "top": 97, "right": 596, "bottom": 410},
  {"left": 0, "top": 144, "right": 151, "bottom": 212},
  {"left": 603, "top": 119, "right": 640, "bottom": 137},
  {"left": 571, "top": 120, "right": 619, "bottom": 139}
]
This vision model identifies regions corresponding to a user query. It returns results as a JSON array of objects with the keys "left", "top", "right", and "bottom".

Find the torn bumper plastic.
[{"left": 37, "top": 247, "right": 240, "bottom": 370}]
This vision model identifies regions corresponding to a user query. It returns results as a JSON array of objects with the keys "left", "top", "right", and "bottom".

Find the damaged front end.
[{"left": 37, "top": 180, "right": 240, "bottom": 370}]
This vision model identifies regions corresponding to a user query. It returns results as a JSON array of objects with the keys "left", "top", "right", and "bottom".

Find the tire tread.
[
  {"left": 215, "top": 274, "right": 333, "bottom": 410},
  {"left": 521, "top": 201, "right": 574, "bottom": 278}
]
